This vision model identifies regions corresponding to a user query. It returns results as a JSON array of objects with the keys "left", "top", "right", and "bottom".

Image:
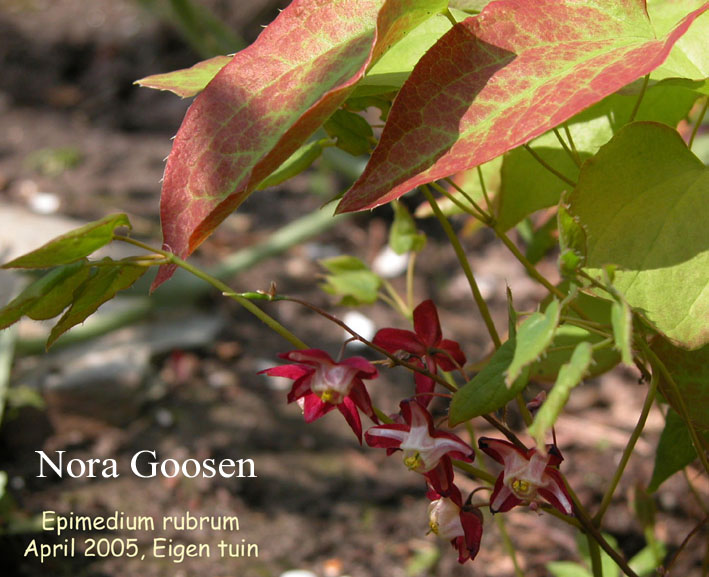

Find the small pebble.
[
  {"left": 279, "top": 571, "right": 318, "bottom": 577},
  {"left": 372, "top": 245, "right": 409, "bottom": 278},
  {"left": 342, "top": 311, "right": 376, "bottom": 347}
]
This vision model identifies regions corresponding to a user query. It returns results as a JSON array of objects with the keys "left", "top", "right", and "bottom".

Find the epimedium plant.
[{"left": 1, "top": 0, "right": 708, "bottom": 573}]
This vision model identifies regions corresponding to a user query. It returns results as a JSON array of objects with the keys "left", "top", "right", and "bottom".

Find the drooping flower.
[
  {"left": 373, "top": 299, "right": 466, "bottom": 406},
  {"left": 259, "top": 349, "right": 378, "bottom": 442},
  {"left": 427, "top": 483, "right": 484, "bottom": 563},
  {"left": 478, "top": 437, "right": 574, "bottom": 516},
  {"left": 365, "top": 399, "right": 474, "bottom": 494}
]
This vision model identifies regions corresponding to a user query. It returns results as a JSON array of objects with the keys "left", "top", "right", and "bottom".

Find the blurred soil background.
[{"left": 0, "top": 1, "right": 706, "bottom": 576}]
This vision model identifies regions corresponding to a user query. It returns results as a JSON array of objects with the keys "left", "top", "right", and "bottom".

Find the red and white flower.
[
  {"left": 365, "top": 399, "right": 474, "bottom": 494},
  {"left": 373, "top": 299, "right": 466, "bottom": 406},
  {"left": 427, "top": 484, "right": 483, "bottom": 563},
  {"left": 478, "top": 437, "right": 574, "bottom": 516},
  {"left": 260, "top": 349, "right": 378, "bottom": 442}
]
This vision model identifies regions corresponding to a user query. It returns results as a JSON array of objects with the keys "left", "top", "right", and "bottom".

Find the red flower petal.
[
  {"left": 373, "top": 327, "right": 425, "bottom": 356},
  {"left": 301, "top": 393, "right": 335, "bottom": 422},
  {"left": 338, "top": 396, "right": 363, "bottom": 443},
  {"left": 280, "top": 348, "right": 335, "bottom": 366},
  {"left": 413, "top": 299, "right": 443, "bottom": 348}
]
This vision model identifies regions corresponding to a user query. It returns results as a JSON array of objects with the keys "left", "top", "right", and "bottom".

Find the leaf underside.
[
  {"left": 337, "top": 0, "right": 707, "bottom": 213},
  {"left": 152, "top": 0, "right": 446, "bottom": 289}
]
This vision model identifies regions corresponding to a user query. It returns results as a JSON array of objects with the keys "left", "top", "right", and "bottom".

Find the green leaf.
[
  {"left": 26, "top": 265, "right": 92, "bottom": 321},
  {"left": 629, "top": 543, "right": 667, "bottom": 577},
  {"left": 257, "top": 139, "right": 325, "bottom": 190},
  {"left": 47, "top": 263, "right": 146, "bottom": 348},
  {"left": 497, "top": 82, "right": 700, "bottom": 231},
  {"left": 648, "top": 409, "right": 704, "bottom": 492},
  {"left": 2, "top": 214, "right": 130, "bottom": 269},
  {"left": 611, "top": 300, "right": 634, "bottom": 366},
  {"left": 652, "top": 338, "right": 709, "bottom": 432},
  {"left": 320, "top": 256, "right": 382, "bottom": 306},
  {"left": 568, "top": 122, "right": 709, "bottom": 350},
  {"left": 449, "top": 338, "right": 530, "bottom": 425},
  {"left": 323, "top": 109, "right": 374, "bottom": 156},
  {"left": 649, "top": 0, "right": 709, "bottom": 80},
  {"left": 389, "top": 201, "right": 425, "bottom": 254},
  {"left": 528, "top": 342, "right": 593, "bottom": 447},
  {"left": 135, "top": 55, "right": 232, "bottom": 98},
  {"left": 355, "top": 11, "right": 465, "bottom": 96},
  {"left": 547, "top": 562, "right": 592, "bottom": 577},
  {"left": 0, "top": 262, "right": 87, "bottom": 330},
  {"left": 506, "top": 299, "right": 560, "bottom": 386}
]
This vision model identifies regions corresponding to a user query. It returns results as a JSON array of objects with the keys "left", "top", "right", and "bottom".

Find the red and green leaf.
[
  {"left": 135, "top": 56, "right": 232, "bottom": 99},
  {"left": 337, "top": 0, "right": 708, "bottom": 213},
  {"left": 153, "top": 0, "right": 446, "bottom": 288}
]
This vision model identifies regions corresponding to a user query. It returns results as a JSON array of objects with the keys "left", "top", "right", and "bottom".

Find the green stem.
[
  {"left": 381, "top": 279, "right": 411, "bottom": 318},
  {"left": 587, "top": 535, "right": 604, "bottom": 577},
  {"left": 497, "top": 515, "right": 526, "bottom": 577},
  {"left": 516, "top": 394, "right": 533, "bottom": 427},
  {"left": 114, "top": 235, "right": 308, "bottom": 350},
  {"left": 594, "top": 369, "right": 658, "bottom": 525},
  {"left": 406, "top": 251, "right": 417, "bottom": 314},
  {"left": 523, "top": 144, "right": 577, "bottom": 187},
  {"left": 476, "top": 165, "right": 493, "bottom": 213},
  {"left": 553, "top": 127, "right": 582, "bottom": 168},
  {"left": 429, "top": 180, "right": 488, "bottom": 221},
  {"left": 451, "top": 460, "right": 497, "bottom": 485},
  {"left": 628, "top": 74, "right": 650, "bottom": 123},
  {"left": 689, "top": 96, "right": 708, "bottom": 149},
  {"left": 563, "top": 477, "right": 640, "bottom": 577},
  {"left": 563, "top": 123, "right": 582, "bottom": 165},
  {"left": 494, "top": 227, "right": 569, "bottom": 303},
  {"left": 422, "top": 185, "right": 502, "bottom": 349},
  {"left": 639, "top": 339, "right": 709, "bottom": 476},
  {"left": 442, "top": 178, "right": 492, "bottom": 222}
]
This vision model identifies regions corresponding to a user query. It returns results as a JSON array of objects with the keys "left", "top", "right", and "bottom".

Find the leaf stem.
[
  {"left": 476, "top": 165, "right": 493, "bottom": 212},
  {"left": 406, "top": 251, "right": 417, "bottom": 313},
  {"left": 430, "top": 180, "right": 485, "bottom": 219},
  {"left": 114, "top": 234, "right": 308, "bottom": 350},
  {"left": 563, "top": 476, "right": 640, "bottom": 577},
  {"left": 422, "top": 185, "right": 501, "bottom": 349},
  {"left": 587, "top": 534, "right": 604, "bottom": 577},
  {"left": 593, "top": 367, "right": 658, "bottom": 525},
  {"left": 563, "top": 123, "right": 582, "bottom": 165},
  {"left": 523, "top": 144, "right": 577, "bottom": 187},
  {"left": 639, "top": 339, "right": 709, "bottom": 477},
  {"left": 662, "top": 515, "right": 709, "bottom": 576},
  {"left": 443, "top": 177, "right": 492, "bottom": 222},
  {"left": 553, "top": 127, "right": 582, "bottom": 167},
  {"left": 628, "top": 74, "right": 650, "bottom": 123},
  {"left": 689, "top": 96, "right": 708, "bottom": 149}
]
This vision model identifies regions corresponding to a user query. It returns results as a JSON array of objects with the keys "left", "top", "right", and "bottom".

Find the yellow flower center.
[
  {"left": 429, "top": 520, "right": 440, "bottom": 535},
  {"left": 404, "top": 452, "right": 424, "bottom": 471},
  {"left": 319, "top": 389, "right": 340, "bottom": 404},
  {"left": 511, "top": 478, "right": 533, "bottom": 498}
]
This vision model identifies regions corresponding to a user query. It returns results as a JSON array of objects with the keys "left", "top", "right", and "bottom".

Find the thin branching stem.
[
  {"left": 629, "top": 74, "right": 650, "bottom": 123},
  {"left": 663, "top": 515, "right": 709, "bottom": 576},
  {"left": 282, "top": 295, "right": 525, "bottom": 449},
  {"left": 114, "top": 234, "right": 308, "bottom": 349},
  {"left": 563, "top": 122, "right": 582, "bottom": 164},
  {"left": 422, "top": 185, "right": 502, "bottom": 349},
  {"left": 553, "top": 127, "right": 581, "bottom": 167},
  {"left": 689, "top": 96, "right": 708, "bottom": 149},
  {"left": 523, "top": 144, "right": 577, "bottom": 186},
  {"left": 476, "top": 165, "right": 493, "bottom": 212},
  {"left": 594, "top": 368, "right": 658, "bottom": 524}
]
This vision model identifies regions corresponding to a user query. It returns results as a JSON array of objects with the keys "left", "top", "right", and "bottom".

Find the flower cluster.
[{"left": 260, "top": 299, "right": 573, "bottom": 566}]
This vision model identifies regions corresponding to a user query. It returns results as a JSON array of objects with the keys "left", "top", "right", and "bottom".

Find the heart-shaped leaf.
[
  {"left": 567, "top": 122, "right": 708, "bottom": 350},
  {"left": 337, "top": 0, "right": 707, "bottom": 213},
  {"left": 153, "top": 0, "right": 447, "bottom": 288}
]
